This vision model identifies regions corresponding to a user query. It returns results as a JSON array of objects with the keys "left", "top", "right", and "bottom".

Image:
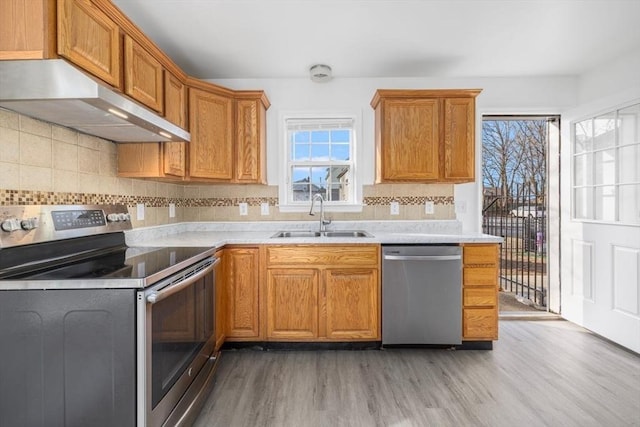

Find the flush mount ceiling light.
[{"left": 310, "top": 64, "right": 332, "bottom": 83}]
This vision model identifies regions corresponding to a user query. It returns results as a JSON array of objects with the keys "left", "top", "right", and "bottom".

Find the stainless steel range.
[{"left": 0, "top": 205, "right": 220, "bottom": 427}]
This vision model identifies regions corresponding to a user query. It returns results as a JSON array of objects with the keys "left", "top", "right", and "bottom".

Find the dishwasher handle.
[{"left": 383, "top": 254, "right": 462, "bottom": 261}]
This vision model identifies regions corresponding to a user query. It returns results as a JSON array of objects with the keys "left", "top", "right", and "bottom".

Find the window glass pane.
[
  {"left": 593, "top": 112, "right": 616, "bottom": 150},
  {"left": 293, "top": 143, "right": 310, "bottom": 160},
  {"left": 331, "top": 143, "right": 350, "bottom": 161},
  {"left": 292, "top": 183, "right": 309, "bottom": 201},
  {"left": 594, "top": 185, "right": 616, "bottom": 221},
  {"left": 294, "top": 131, "right": 310, "bottom": 143},
  {"left": 619, "top": 184, "right": 640, "bottom": 224},
  {"left": 618, "top": 103, "right": 640, "bottom": 144},
  {"left": 310, "top": 144, "right": 330, "bottom": 161},
  {"left": 326, "top": 166, "right": 351, "bottom": 202},
  {"left": 331, "top": 130, "right": 350, "bottom": 143},
  {"left": 574, "top": 188, "right": 592, "bottom": 219},
  {"left": 574, "top": 153, "right": 591, "bottom": 187},
  {"left": 311, "top": 131, "right": 330, "bottom": 143},
  {"left": 574, "top": 119, "right": 592, "bottom": 154},
  {"left": 310, "top": 166, "right": 328, "bottom": 191},
  {"left": 594, "top": 149, "right": 616, "bottom": 185},
  {"left": 292, "top": 166, "right": 310, "bottom": 183},
  {"left": 619, "top": 144, "right": 640, "bottom": 184}
]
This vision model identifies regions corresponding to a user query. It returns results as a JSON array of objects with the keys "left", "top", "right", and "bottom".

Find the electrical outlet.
[
  {"left": 260, "top": 202, "right": 270, "bottom": 216},
  {"left": 239, "top": 202, "right": 248, "bottom": 216},
  {"left": 424, "top": 200, "right": 434, "bottom": 215},
  {"left": 136, "top": 203, "right": 145, "bottom": 221},
  {"left": 390, "top": 201, "right": 400, "bottom": 215},
  {"left": 169, "top": 203, "right": 176, "bottom": 218}
]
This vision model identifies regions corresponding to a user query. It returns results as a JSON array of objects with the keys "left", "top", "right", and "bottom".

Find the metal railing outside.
[{"left": 482, "top": 185, "right": 547, "bottom": 308}]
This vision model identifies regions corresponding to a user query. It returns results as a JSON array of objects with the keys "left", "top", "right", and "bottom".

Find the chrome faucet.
[{"left": 309, "top": 194, "right": 331, "bottom": 232}]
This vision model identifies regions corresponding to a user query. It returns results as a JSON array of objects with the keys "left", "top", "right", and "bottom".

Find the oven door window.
[{"left": 151, "top": 272, "right": 213, "bottom": 408}]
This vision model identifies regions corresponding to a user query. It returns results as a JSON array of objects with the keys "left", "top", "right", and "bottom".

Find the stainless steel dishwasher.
[{"left": 382, "top": 245, "right": 462, "bottom": 345}]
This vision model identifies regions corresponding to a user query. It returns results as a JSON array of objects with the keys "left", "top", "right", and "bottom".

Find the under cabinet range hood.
[{"left": 0, "top": 60, "right": 190, "bottom": 143}]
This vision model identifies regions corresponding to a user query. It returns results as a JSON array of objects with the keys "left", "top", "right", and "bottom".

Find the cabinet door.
[
  {"left": 162, "top": 74, "right": 187, "bottom": 177},
  {"left": 235, "top": 98, "right": 266, "bottom": 183},
  {"left": 117, "top": 142, "right": 162, "bottom": 177},
  {"left": 124, "top": 35, "right": 164, "bottom": 113},
  {"left": 443, "top": 97, "right": 475, "bottom": 182},
  {"left": 0, "top": 0, "right": 56, "bottom": 59},
  {"left": 380, "top": 98, "right": 439, "bottom": 181},
  {"left": 226, "top": 248, "right": 260, "bottom": 339},
  {"left": 189, "top": 88, "right": 233, "bottom": 180},
  {"left": 57, "top": 0, "right": 121, "bottom": 87},
  {"left": 266, "top": 269, "right": 319, "bottom": 340},
  {"left": 323, "top": 268, "right": 379, "bottom": 340}
]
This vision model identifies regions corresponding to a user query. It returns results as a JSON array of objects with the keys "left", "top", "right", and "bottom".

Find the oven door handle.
[{"left": 146, "top": 257, "right": 220, "bottom": 304}]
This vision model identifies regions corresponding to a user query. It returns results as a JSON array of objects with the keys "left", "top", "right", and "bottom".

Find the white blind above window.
[{"left": 286, "top": 118, "right": 354, "bottom": 131}]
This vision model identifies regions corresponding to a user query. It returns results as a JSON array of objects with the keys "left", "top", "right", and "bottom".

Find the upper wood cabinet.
[
  {"left": 124, "top": 35, "right": 164, "bottom": 113},
  {"left": 188, "top": 85, "right": 234, "bottom": 180},
  {"left": 57, "top": 0, "right": 122, "bottom": 88},
  {"left": 0, "top": 0, "right": 56, "bottom": 59},
  {"left": 371, "top": 89, "right": 481, "bottom": 183},
  {"left": 234, "top": 92, "right": 270, "bottom": 184},
  {"left": 162, "top": 73, "right": 187, "bottom": 177}
]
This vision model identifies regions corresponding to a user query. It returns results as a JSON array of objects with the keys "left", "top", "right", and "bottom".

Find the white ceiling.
[{"left": 112, "top": 0, "right": 640, "bottom": 80}]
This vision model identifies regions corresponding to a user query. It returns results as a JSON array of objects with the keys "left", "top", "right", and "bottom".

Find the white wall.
[
  {"left": 211, "top": 75, "right": 576, "bottom": 232},
  {"left": 558, "top": 47, "right": 640, "bottom": 352}
]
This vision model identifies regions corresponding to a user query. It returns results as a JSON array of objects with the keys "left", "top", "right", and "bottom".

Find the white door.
[{"left": 559, "top": 102, "right": 640, "bottom": 353}]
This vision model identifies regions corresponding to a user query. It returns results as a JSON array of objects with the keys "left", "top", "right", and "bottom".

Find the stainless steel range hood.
[{"left": 0, "top": 60, "right": 190, "bottom": 143}]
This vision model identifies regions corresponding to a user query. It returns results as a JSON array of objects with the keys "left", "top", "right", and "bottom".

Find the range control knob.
[
  {"left": 117, "top": 213, "right": 130, "bottom": 222},
  {"left": 1, "top": 218, "right": 21, "bottom": 232},
  {"left": 106, "top": 213, "right": 119, "bottom": 222},
  {"left": 20, "top": 217, "right": 39, "bottom": 231}
]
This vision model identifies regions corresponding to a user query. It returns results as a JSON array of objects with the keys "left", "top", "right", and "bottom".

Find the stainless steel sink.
[
  {"left": 271, "top": 231, "right": 322, "bottom": 238},
  {"left": 322, "top": 230, "right": 373, "bottom": 238},
  {"left": 271, "top": 230, "right": 373, "bottom": 238}
]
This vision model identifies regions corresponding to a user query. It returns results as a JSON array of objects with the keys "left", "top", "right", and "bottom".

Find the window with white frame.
[
  {"left": 572, "top": 102, "right": 640, "bottom": 224},
  {"left": 284, "top": 117, "right": 356, "bottom": 206}
]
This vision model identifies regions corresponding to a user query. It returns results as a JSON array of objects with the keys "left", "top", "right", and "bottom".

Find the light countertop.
[{"left": 125, "top": 221, "right": 502, "bottom": 248}]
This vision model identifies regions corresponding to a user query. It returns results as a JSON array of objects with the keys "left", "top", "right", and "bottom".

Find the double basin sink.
[{"left": 271, "top": 230, "right": 373, "bottom": 238}]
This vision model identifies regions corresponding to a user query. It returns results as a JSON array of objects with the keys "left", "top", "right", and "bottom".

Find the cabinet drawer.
[
  {"left": 463, "top": 288, "right": 497, "bottom": 307},
  {"left": 463, "top": 245, "right": 498, "bottom": 265},
  {"left": 463, "top": 308, "right": 497, "bottom": 340},
  {"left": 464, "top": 267, "right": 497, "bottom": 286},
  {"left": 266, "top": 245, "right": 379, "bottom": 267}
]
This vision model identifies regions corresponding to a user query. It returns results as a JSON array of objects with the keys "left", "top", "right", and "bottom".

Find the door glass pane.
[
  {"left": 594, "top": 185, "right": 616, "bottom": 221},
  {"left": 618, "top": 145, "right": 640, "bottom": 184},
  {"left": 594, "top": 149, "right": 616, "bottom": 185},
  {"left": 618, "top": 103, "right": 640, "bottom": 144},
  {"left": 593, "top": 112, "right": 616, "bottom": 150},
  {"left": 574, "top": 188, "right": 592, "bottom": 219},
  {"left": 574, "top": 153, "right": 591, "bottom": 186},
  {"left": 619, "top": 184, "right": 640, "bottom": 224},
  {"left": 574, "top": 119, "right": 592, "bottom": 154}
]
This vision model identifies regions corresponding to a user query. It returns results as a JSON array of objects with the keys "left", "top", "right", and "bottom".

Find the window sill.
[{"left": 278, "top": 204, "right": 364, "bottom": 213}]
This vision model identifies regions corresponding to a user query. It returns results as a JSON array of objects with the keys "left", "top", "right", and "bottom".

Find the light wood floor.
[{"left": 193, "top": 321, "right": 640, "bottom": 427}]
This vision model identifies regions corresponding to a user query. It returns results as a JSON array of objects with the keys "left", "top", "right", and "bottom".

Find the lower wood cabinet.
[
  {"left": 225, "top": 246, "right": 261, "bottom": 341},
  {"left": 324, "top": 268, "right": 379, "bottom": 340},
  {"left": 462, "top": 244, "right": 499, "bottom": 340},
  {"left": 265, "top": 245, "right": 380, "bottom": 342},
  {"left": 266, "top": 269, "right": 319, "bottom": 339}
]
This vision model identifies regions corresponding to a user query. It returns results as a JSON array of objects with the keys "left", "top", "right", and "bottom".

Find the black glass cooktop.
[{"left": 5, "top": 246, "right": 213, "bottom": 280}]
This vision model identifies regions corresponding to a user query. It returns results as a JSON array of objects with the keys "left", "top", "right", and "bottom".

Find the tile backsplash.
[{"left": 1, "top": 109, "right": 455, "bottom": 225}]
